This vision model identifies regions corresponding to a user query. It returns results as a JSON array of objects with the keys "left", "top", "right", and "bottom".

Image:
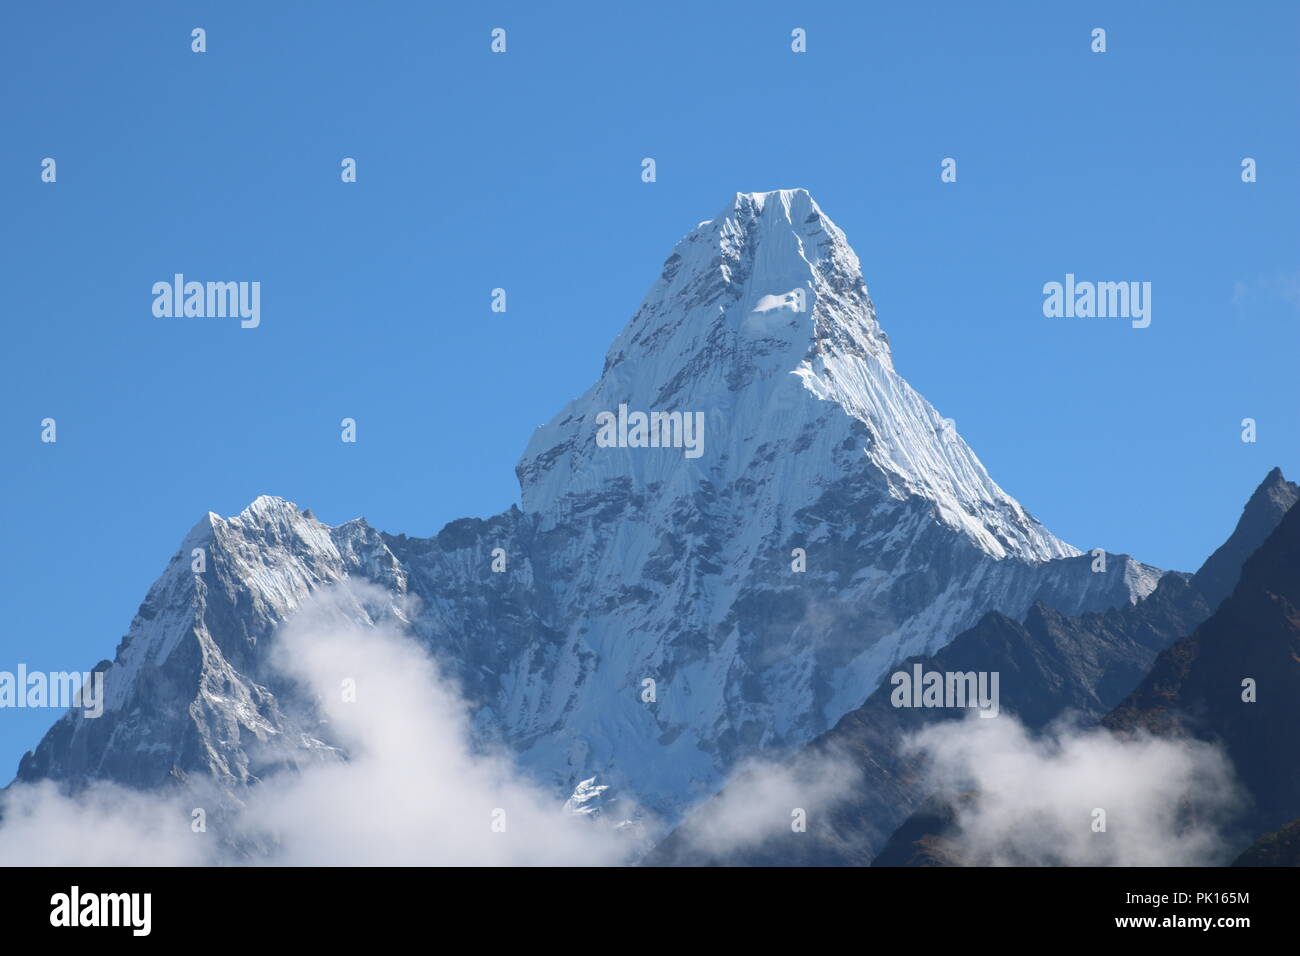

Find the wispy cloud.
[
  {"left": 902, "top": 712, "right": 1245, "bottom": 866},
  {"left": 1232, "top": 269, "right": 1300, "bottom": 313},
  {"left": 665, "top": 747, "right": 858, "bottom": 858},
  {"left": 0, "top": 582, "right": 636, "bottom": 866}
]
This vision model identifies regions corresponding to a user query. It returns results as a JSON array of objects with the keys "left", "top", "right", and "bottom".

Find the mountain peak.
[
  {"left": 723, "top": 187, "right": 821, "bottom": 221},
  {"left": 1107, "top": 482, "right": 1300, "bottom": 840},
  {"left": 518, "top": 191, "right": 1073, "bottom": 563},
  {"left": 1249, "top": 466, "right": 1294, "bottom": 510},
  {"left": 1192, "top": 468, "right": 1299, "bottom": 609},
  {"left": 703, "top": 188, "right": 875, "bottom": 347},
  {"left": 238, "top": 494, "right": 301, "bottom": 517},
  {"left": 17, "top": 191, "right": 1159, "bottom": 824},
  {"left": 734, "top": 186, "right": 813, "bottom": 203}
]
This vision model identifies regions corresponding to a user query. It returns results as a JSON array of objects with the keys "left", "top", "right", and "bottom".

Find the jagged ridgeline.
[{"left": 17, "top": 190, "right": 1157, "bottom": 821}]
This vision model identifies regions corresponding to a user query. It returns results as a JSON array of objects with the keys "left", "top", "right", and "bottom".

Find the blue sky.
[{"left": 1, "top": 0, "right": 1296, "bottom": 773}]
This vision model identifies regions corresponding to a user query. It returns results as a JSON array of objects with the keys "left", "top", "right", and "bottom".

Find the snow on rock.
[{"left": 18, "top": 189, "right": 1159, "bottom": 822}]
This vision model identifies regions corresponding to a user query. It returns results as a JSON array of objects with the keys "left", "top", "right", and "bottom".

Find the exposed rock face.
[
  {"left": 1191, "top": 467, "right": 1299, "bottom": 609},
  {"left": 1106, "top": 490, "right": 1300, "bottom": 845},
  {"left": 1233, "top": 818, "right": 1300, "bottom": 866},
  {"left": 647, "top": 470, "right": 1294, "bottom": 864}
]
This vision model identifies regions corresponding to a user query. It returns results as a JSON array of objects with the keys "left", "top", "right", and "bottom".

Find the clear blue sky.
[{"left": 2, "top": 1, "right": 1297, "bottom": 774}]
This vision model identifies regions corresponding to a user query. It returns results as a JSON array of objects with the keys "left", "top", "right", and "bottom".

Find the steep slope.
[
  {"left": 870, "top": 794, "right": 972, "bottom": 867},
  {"left": 1104, "top": 496, "right": 1300, "bottom": 844},
  {"left": 15, "top": 499, "right": 418, "bottom": 788},
  {"left": 1191, "top": 467, "right": 1299, "bottom": 609},
  {"left": 1232, "top": 818, "right": 1300, "bottom": 866},
  {"left": 15, "top": 189, "right": 1155, "bottom": 819},
  {"left": 863, "top": 473, "right": 1300, "bottom": 868},
  {"left": 647, "top": 469, "right": 1293, "bottom": 864}
]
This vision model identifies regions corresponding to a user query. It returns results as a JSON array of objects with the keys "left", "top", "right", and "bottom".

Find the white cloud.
[
  {"left": 5, "top": 583, "right": 1240, "bottom": 868},
  {"left": 0, "top": 780, "right": 201, "bottom": 866},
  {"left": 667, "top": 747, "right": 858, "bottom": 857},
  {"left": 0, "top": 582, "right": 635, "bottom": 866},
  {"left": 1232, "top": 269, "right": 1300, "bottom": 312},
  {"left": 902, "top": 712, "right": 1245, "bottom": 866},
  {"left": 231, "top": 582, "right": 632, "bottom": 865}
]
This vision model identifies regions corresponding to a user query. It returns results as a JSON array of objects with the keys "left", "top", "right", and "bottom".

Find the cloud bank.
[
  {"left": 2, "top": 583, "right": 1246, "bottom": 867},
  {"left": 1, "top": 582, "right": 633, "bottom": 866},
  {"left": 665, "top": 747, "right": 858, "bottom": 858},
  {"left": 902, "top": 712, "right": 1245, "bottom": 866}
]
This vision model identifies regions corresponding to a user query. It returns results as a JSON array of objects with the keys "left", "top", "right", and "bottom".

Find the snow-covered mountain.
[{"left": 15, "top": 189, "right": 1159, "bottom": 818}]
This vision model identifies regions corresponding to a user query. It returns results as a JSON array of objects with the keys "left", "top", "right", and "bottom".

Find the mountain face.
[
  {"left": 647, "top": 469, "right": 1296, "bottom": 865},
  {"left": 1233, "top": 817, "right": 1300, "bottom": 866},
  {"left": 14, "top": 189, "right": 1156, "bottom": 821},
  {"left": 1104, "top": 490, "right": 1300, "bottom": 845},
  {"left": 869, "top": 794, "right": 972, "bottom": 868},
  {"left": 1191, "top": 467, "right": 1299, "bottom": 609}
]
